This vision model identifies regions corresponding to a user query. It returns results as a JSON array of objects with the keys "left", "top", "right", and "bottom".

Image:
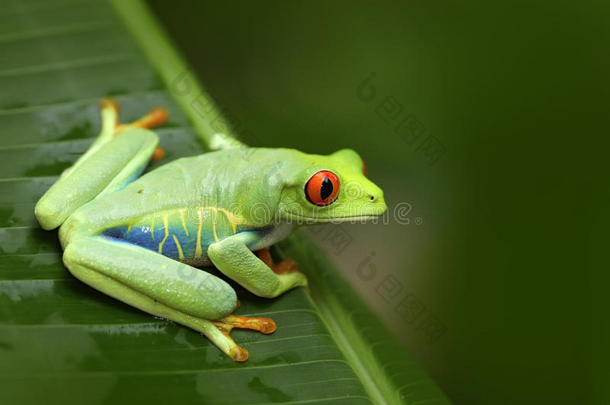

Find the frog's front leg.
[
  {"left": 208, "top": 232, "right": 308, "bottom": 298},
  {"left": 35, "top": 99, "right": 167, "bottom": 231},
  {"left": 63, "top": 236, "right": 275, "bottom": 361}
]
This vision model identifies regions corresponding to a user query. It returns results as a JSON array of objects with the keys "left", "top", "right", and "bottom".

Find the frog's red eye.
[
  {"left": 305, "top": 170, "right": 340, "bottom": 206},
  {"left": 362, "top": 159, "right": 367, "bottom": 176}
]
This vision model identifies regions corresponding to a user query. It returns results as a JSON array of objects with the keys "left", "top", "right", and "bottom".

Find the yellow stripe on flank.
[
  {"left": 220, "top": 210, "right": 237, "bottom": 234},
  {"left": 126, "top": 223, "right": 133, "bottom": 235},
  {"left": 172, "top": 234, "right": 184, "bottom": 260},
  {"left": 158, "top": 215, "right": 169, "bottom": 254},
  {"left": 150, "top": 217, "right": 156, "bottom": 242},
  {"left": 216, "top": 207, "right": 245, "bottom": 230},
  {"left": 212, "top": 209, "right": 219, "bottom": 242},
  {"left": 195, "top": 209, "right": 203, "bottom": 258},
  {"left": 179, "top": 209, "right": 189, "bottom": 236},
  {"left": 223, "top": 211, "right": 237, "bottom": 235}
]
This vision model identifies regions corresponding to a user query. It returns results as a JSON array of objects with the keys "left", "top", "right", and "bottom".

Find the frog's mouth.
[{"left": 277, "top": 208, "right": 385, "bottom": 224}]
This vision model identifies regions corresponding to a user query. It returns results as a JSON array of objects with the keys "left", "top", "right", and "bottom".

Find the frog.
[{"left": 34, "top": 99, "right": 387, "bottom": 361}]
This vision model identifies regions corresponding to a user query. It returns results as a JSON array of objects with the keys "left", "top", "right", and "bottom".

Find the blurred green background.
[{"left": 149, "top": 1, "right": 607, "bottom": 403}]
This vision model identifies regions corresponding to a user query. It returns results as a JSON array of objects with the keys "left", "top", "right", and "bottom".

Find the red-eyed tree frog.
[{"left": 35, "top": 99, "right": 387, "bottom": 361}]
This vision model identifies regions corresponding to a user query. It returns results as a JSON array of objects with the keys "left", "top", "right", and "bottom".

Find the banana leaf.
[{"left": 0, "top": 0, "right": 450, "bottom": 403}]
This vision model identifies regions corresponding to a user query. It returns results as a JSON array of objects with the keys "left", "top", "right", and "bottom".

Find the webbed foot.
[
  {"left": 101, "top": 98, "right": 168, "bottom": 160},
  {"left": 256, "top": 247, "right": 299, "bottom": 274},
  {"left": 213, "top": 314, "right": 277, "bottom": 362}
]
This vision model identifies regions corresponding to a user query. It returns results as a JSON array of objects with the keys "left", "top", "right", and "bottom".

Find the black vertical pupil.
[{"left": 320, "top": 177, "right": 333, "bottom": 200}]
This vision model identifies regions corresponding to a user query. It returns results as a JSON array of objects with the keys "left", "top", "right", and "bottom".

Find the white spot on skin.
[
  {"left": 89, "top": 323, "right": 166, "bottom": 336},
  {"left": 0, "top": 280, "right": 53, "bottom": 302}
]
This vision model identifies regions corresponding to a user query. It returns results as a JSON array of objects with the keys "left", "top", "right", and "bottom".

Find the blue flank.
[{"left": 102, "top": 222, "right": 205, "bottom": 261}]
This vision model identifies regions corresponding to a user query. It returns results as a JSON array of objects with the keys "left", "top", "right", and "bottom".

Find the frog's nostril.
[{"left": 369, "top": 195, "right": 375, "bottom": 201}]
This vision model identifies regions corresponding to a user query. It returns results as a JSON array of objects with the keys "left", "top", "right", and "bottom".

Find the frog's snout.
[
  {"left": 363, "top": 182, "right": 386, "bottom": 216},
  {"left": 368, "top": 195, "right": 387, "bottom": 217}
]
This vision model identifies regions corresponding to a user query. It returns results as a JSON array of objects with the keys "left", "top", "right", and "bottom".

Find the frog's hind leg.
[
  {"left": 63, "top": 236, "right": 275, "bottom": 362},
  {"left": 35, "top": 100, "right": 167, "bottom": 230}
]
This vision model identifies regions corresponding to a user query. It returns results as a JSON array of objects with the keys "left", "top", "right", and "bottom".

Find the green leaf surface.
[{"left": 0, "top": 0, "right": 449, "bottom": 404}]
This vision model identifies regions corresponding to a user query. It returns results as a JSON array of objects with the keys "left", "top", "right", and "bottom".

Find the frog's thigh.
[
  {"left": 64, "top": 236, "right": 236, "bottom": 321},
  {"left": 207, "top": 233, "right": 308, "bottom": 298}
]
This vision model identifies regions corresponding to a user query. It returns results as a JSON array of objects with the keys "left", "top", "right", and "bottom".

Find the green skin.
[{"left": 34, "top": 101, "right": 387, "bottom": 361}]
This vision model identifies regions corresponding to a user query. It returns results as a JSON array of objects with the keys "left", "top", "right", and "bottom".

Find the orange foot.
[
  {"left": 256, "top": 247, "right": 299, "bottom": 274},
  {"left": 100, "top": 98, "right": 168, "bottom": 161},
  {"left": 213, "top": 314, "right": 277, "bottom": 362}
]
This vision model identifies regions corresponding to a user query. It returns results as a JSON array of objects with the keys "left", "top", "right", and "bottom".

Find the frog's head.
[{"left": 276, "top": 149, "right": 387, "bottom": 224}]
